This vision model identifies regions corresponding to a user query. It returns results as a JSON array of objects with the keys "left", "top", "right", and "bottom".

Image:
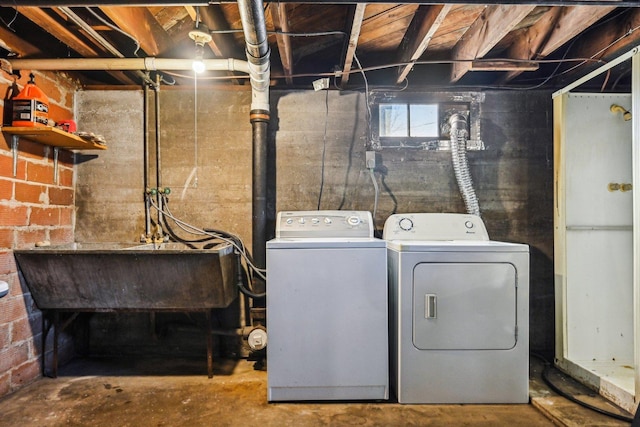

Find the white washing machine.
[
  {"left": 266, "top": 210, "right": 388, "bottom": 401},
  {"left": 384, "top": 213, "right": 529, "bottom": 404}
]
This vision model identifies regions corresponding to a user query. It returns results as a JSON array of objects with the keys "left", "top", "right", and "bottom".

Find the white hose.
[{"left": 449, "top": 114, "right": 480, "bottom": 216}]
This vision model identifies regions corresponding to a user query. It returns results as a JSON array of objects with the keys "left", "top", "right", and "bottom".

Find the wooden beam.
[
  {"left": 269, "top": 3, "right": 294, "bottom": 85},
  {"left": 341, "top": 3, "right": 366, "bottom": 85},
  {"left": 18, "top": 7, "right": 101, "bottom": 57},
  {"left": 450, "top": 5, "right": 536, "bottom": 83},
  {"left": 0, "top": 25, "right": 41, "bottom": 57},
  {"left": 558, "top": 8, "right": 640, "bottom": 85},
  {"left": 396, "top": 4, "right": 451, "bottom": 84},
  {"left": 18, "top": 7, "right": 135, "bottom": 84},
  {"left": 99, "top": 6, "right": 172, "bottom": 56},
  {"left": 503, "top": 5, "right": 615, "bottom": 82}
]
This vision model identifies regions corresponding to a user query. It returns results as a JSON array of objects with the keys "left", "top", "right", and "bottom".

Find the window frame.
[{"left": 369, "top": 91, "right": 484, "bottom": 151}]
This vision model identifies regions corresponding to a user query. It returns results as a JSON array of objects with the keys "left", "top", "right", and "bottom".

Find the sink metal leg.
[
  {"left": 52, "top": 311, "right": 59, "bottom": 378},
  {"left": 206, "top": 309, "right": 213, "bottom": 378}
]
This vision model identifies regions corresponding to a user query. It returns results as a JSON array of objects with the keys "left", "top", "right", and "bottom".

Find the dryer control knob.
[
  {"left": 399, "top": 217, "right": 413, "bottom": 231},
  {"left": 465, "top": 220, "right": 474, "bottom": 229},
  {"left": 347, "top": 215, "right": 361, "bottom": 226}
]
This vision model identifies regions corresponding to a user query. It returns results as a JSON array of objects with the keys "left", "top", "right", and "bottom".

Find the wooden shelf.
[{"left": 2, "top": 126, "right": 107, "bottom": 150}]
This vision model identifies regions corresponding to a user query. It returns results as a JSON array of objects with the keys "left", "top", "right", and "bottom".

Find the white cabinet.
[{"left": 554, "top": 92, "right": 637, "bottom": 412}]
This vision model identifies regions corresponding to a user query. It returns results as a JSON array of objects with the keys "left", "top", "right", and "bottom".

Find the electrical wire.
[
  {"left": 0, "top": 4, "right": 18, "bottom": 31},
  {"left": 353, "top": 52, "right": 371, "bottom": 131},
  {"left": 147, "top": 194, "right": 267, "bottom": 281},
  {"left": 159, "top": 57, "right": 606, "bottom": 85},
  {"left": 208, "top": 28, "right": 347, "bottom": 38},
  {"left": 317, "top": 88, "right": 329, "bottom": 210},
  {"left": 531, "top": 353, "right": 634, "bottom": 423},
  {"left": 85, "top": 7, "right": 141, "bottom": 56},
  {"left": 369, "top": 168, "right": 379, "bottom": 225}
]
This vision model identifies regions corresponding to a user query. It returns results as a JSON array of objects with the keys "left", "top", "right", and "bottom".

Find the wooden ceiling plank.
[
  {"left": 558, "top": 8, "right": 640, "bottom": 84},
  {"left": 199, "top": 5, "right": 241, "bottom": 59},
  {"left": 270, "top": 3, "right": 294, "bottom": 85},
  {"left": 503, "top": 5, "right": 615, "bottom": 82},
  {"left": 99, "top": 6, "right": 172, "bottom": 56},
  {"left": 17, "top": 7, "right": 135, "bottom": 84},
  {"left": 341, "top": 3, "right": 366, "bottom": 85},
  {"left": 18, "top": 7, "right": 101, "bottom": 57},
  {"left": 0, "top": 26, "right": 41, "bottom": 57},
  {"left": 396, "top": 4, "right": 452, "bottom": 84},
  {"left": 450, "top": 5, "right": 536, "bottom": 83}
]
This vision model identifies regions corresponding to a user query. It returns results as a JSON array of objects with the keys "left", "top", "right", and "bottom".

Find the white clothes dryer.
[{"left": 384, "top": 213, "right": 529, "bottom": 404}]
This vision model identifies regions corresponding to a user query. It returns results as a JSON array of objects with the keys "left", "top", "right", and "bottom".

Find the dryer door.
[{"left": 413, "top": 262, "right": 517, "bottom": 350}]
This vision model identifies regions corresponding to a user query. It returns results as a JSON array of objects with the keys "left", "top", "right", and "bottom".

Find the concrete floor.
[{"left": 0, "top": 356, "right": 633, "bottom": 427}]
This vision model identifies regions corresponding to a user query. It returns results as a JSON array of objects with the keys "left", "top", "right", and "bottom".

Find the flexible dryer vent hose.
[{"left": 449, "top": 113, "right": 480, "bottom": 216}]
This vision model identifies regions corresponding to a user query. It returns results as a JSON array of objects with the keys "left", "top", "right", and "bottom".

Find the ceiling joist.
[
  {"left": 341, "top": 3, "right": 366, "bottom": 85},
  {"left": 451, "top": 5, "right": 536, "bottom": 82},
  {"left": 270, "top": 3, "right": 294, "bottom": 85},
  {"left": 396, "top": 4, "right": 452, "bottom": 84},
  {"left": 502, "top": 5, "right": 616, "bottom": 82}
]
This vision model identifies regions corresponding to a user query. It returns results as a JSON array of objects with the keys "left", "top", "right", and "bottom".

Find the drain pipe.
[{"left": 238, "top": 0, "right": 270, "bottom": 304}]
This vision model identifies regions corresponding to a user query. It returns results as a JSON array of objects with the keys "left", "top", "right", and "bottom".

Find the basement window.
[
  {"left": 379, "top": 104, "right": 439, "bottom": 138},
  {"left": 369, "top": 92, "right": 485, "bottom": 151}
]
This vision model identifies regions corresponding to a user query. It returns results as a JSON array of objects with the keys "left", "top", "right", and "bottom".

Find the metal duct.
[
  {"left": 449, "top": 113, "right": 480, "bottom": 217},
  {"left": 237, "top": 0, "right": 271, "bottom": 113},
  {"left": 237, "top": 0, "right": 270, "bottom": 303}
]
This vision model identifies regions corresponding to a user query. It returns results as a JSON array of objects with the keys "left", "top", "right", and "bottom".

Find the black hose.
[
  {"left": 532, "top": 353, "right": 634, "bottom": 423},
  {"left": 236, "top": 256, "right": 265, "bottom": 299}
]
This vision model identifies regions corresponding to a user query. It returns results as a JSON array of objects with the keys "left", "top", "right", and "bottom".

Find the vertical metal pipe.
[
  {"left": 251, "top": 112, "right": 269, "bottom": 298},
  {"left": 143, "top": 81, "right": 151, "bottom": 237},
  {"left": 154, "top": 74, "right": 163, "bottom": 229},
  {"left": 238, "top": 0, "right": 271, "bottom": 308}
]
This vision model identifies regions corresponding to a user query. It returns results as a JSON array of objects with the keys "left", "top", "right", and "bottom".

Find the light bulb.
[
  {"left": 192, "top": 60, "right": 205, "bottom": 74},
  {"left": 192, "top": 42, "right": 206, "bottom": 73}
]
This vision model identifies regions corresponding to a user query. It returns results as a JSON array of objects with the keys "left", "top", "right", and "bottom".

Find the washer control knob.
[
  {"left": 399, "top": 217, "right": 413, "bottom": 231},
  {"left": 347, "top": 215, "right": 361, "bottom": 226},
  {"left": 324, "top": 217, "right": 332, "bottom": 224},
  {"left": 311, "top": 217, "right": 320, "bottom": 224},
  {"left": 465, "top": 220, "right": 474, "bottom": 229},
  {"left": 298, "top": 217, "right": 306, "bottom": 224},
  {"left": 286, "top": 218, "right": 293, "bottom": 225}
]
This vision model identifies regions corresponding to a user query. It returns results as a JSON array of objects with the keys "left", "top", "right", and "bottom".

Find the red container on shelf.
[{"left": 11, "top": 73, "right": 49, "bottom": 127}]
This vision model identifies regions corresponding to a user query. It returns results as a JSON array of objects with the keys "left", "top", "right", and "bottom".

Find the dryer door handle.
[{"left": 425, "top": 294, "right": 437, "bottom": 319}]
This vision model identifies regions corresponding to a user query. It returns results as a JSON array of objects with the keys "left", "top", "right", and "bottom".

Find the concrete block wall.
[{"left": 0, "top": 70, "right": 78, "bottom": 397}]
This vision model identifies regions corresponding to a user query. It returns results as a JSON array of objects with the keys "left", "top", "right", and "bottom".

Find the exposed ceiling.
[{"left": 0, "top": 1, "right": 639, "bottom": 92}]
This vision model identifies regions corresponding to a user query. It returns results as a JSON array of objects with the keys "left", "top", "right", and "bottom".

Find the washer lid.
[
  {"left": 387, "top": 240, "right": 529, "bottom": 252},
  {"left": 267, "top": 237, "right": 386, "bottom": 249}
]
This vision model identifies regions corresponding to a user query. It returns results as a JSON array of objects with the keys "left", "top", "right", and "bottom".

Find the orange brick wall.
[{"left": 0, "top": 69, "right": 79, "bottom": 397}]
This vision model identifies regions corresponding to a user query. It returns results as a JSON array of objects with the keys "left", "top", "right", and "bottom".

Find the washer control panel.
[
  {"left": 382, "top": 213, "right": 489, "bottom": 241},
  {"left": 276, "top": 210, "right": 374, "bottom": 238}
]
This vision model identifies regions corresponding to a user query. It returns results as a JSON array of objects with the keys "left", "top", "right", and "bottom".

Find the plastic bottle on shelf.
[{"left": 11, "top": 73, "right": 49, "bottom": 127}]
